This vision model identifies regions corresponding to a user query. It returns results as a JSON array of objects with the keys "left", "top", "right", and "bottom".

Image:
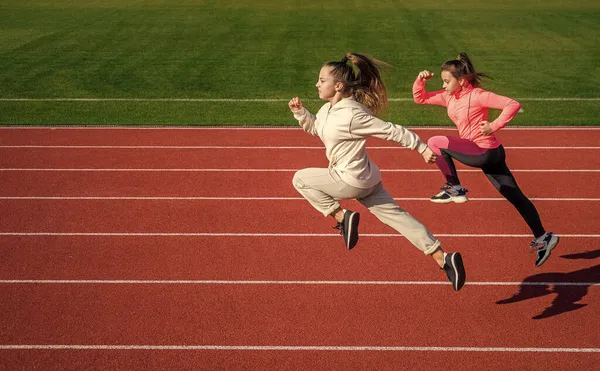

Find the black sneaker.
[
  {"left": 530, "top": 232, "right": 560, "bottom": 267},
  {"left": 333, "top": 210, "right": 360, "bottom": 250},
  {"left": 442, "top": 252, "right": 466, "bottom": 291},
  {"left": 431, "top": 183, "right": 468, "bottom": 204}
]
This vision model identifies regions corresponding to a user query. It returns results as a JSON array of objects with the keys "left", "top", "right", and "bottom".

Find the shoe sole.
[
  {"left": 536, "top": 235, "right": 559, "bottom": 267},
  {"left": 430, "top": 196, "right": 468, "bottom": 204},
  {"left": 450, "top": 252, "right": 466, "bottom": 291},
  {"left": 346, "top": 212, "right": 360, "bottom": 250}
]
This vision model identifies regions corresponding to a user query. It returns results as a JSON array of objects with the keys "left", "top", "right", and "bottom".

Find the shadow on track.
[{"left": 496, "top": 249, "right": 600, "bottom": 319}]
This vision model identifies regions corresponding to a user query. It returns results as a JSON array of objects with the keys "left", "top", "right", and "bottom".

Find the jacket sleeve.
[
  {"left": 476, "top": 91, "right": 521, "bottom": 132},
  {"left": 349, "top": 110, "right": 428, "bottom": 153},
  {"left": 292, "top": 107, "right": 318, "bottom": 136},
  {"left": 412, "top": 77, "right": 448, "bottom": 106}
]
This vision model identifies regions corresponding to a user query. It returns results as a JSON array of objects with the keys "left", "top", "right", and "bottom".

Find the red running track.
[
  {"left": 1, "top": 126, "right": 599, "bottom": 146},
  {"left": 0, "top": 127, "right": 599, "bottom": 370},
  {"left": 0, "top": 171, "right": 596, "bottom": 198},
  {"left": 0, "top": 147, "right": 598, "bottom": 170},
  {"left": 0, "top": 198, "right": 595, "bottom": 234},
  {"left": 0, "top": 236, "right": 597, "bottom": 282}
]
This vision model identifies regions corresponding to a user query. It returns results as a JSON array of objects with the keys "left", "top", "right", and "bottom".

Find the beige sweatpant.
[{"left": 292, "top": 167, "right": 441, "bottom": 255}]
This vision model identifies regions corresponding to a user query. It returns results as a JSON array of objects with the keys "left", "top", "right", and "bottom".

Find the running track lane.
[
  {"left": 0, "top": 171, "right": 597, "bottom": 199},
  {"left": 1, "top": 127, "right": 599, "bottom": 147},
  {"left": 0, "top": 199, "right": 594, "bottom": 235},
  {"left": 0, "top": 284, "right": 598, "bottom": 352},
  {"left": 1, "top": 347, "right": 599, "bottom": 370},
  {"left": 1, "top": 147, "right": 597, "bottom": 170},
  {"left": 0, "top": 236, "right": 597, "bottom": 283}
]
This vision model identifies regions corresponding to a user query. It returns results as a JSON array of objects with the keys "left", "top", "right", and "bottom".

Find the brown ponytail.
[
  {"left": 324, "top": 52, "right": 390, "bottom": 116},
  {"left": 441, "top": 52, "right": 491, "bottom": 88}
]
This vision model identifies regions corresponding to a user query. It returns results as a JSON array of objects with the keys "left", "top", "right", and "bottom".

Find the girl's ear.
[
  {"left": 459, "top": 78, "right": 466, "bottom": 87},
  {"left": 335, "top": 82, "right": 344, "bottom": 92}
]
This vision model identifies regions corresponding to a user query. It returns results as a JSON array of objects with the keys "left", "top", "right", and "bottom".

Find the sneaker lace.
[
  {"left": 440, "top": 183, "right": 453, "bottom": 191},
  {"left": 529, "top": 240, "right": 544, "bottom": 253},
  {"left": 440, "top": 183, "right": 468, "bottom": 193},
  {"left": 333, "top": 222, "right": 343, "bottom": 235},
  {"left": 528, "top": 241, "right": 538, "bottom": 253},
  {"left": 529, "top": 232, "right": 551, "bottom": 253}
]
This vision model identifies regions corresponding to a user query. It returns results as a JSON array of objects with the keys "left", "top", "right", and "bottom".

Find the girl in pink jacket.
[
  {"left": 289, "top": 52, "right": 466, "bottom": 291},
  {"left": 413, "top": 52, "right": 559, "bottom": 267}
]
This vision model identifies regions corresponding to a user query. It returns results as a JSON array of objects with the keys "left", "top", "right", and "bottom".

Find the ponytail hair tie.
[{"left": 343, "top": 52, "right": 355, "bottom": 64}]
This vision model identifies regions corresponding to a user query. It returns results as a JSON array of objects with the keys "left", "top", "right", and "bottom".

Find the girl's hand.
[
  {"left": 480, "top": 121, "right": 493, "bottom": 135},
  {"left": 421, "top": 146, "right": 438, "bottom": 164},
  {"left": 418, "top": 70, "right": 435, "bottom": 81},
  {"left": 288, "top": 97, "right": 303, "bottom": 112}
]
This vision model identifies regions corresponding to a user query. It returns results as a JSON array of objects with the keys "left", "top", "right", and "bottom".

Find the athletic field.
[
  {"left": 0, "top": 0, "right": 599, "bottom": 126},
  {"left": 1, "top": 1, "right": 599, "bottom": 370}
]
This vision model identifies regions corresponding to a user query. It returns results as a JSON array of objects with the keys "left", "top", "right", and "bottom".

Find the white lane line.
[
  {"left": 0, "top": 197, "right": 598, "bottom": 201},
  {"left": 0, "top": 145, "right": 598, "bottom": 149},
  {"left": 0, "top": 168, "right": 598, "bottom": 173},
  {"left": 0, "top": 344, "right": 598, "bottom": 352},
  {"left": 0, "top": 280, "right": 597, "bottom": 286},
  {"left": 0, "top": 233, "right": 597, "bottom": 237}
]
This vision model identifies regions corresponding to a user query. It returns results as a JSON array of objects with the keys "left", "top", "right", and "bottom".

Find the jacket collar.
[
  {"left": 454, "top": 83, "right": 474, "bottom": 99},
  {"left": 329, "top": 96, "right": 360, "bottom": 111}
]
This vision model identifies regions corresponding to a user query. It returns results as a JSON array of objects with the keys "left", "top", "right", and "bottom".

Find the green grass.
[{"left": 1, "top": 0, "right": 599, "bottom": 126}]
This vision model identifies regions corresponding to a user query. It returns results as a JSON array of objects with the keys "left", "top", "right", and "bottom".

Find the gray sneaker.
[
  {"left": 530, "top": 232, "right": 559, "bottom": 267},
  {"left": 431, "top": 183, "right": 468, "bottom": 204}
]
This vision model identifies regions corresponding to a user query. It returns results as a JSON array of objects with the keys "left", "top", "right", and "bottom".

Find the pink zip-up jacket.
[{"left": 412, "top": 77, "right": 521, "bottom": 148}]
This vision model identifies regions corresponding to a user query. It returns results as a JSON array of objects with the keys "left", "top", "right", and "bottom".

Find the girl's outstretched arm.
[{"left": 349, "top": 110, "right": 429, "bottom": 154}]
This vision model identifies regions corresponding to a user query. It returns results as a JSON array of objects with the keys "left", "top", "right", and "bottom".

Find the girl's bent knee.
[
  {"left": 292, "top": 171, "right": 305, "bottom": 189},
  {"left": 427, "top": 136, "right": 447, "bottom": 156}
]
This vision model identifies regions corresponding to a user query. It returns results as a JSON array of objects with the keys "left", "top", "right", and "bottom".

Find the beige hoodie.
[{"left": 293, "top": 97, "right": 428, "bottom": 189}]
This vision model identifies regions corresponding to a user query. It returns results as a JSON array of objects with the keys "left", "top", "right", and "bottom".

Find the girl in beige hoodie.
[{"left": 288, "top": 52, "right": 466, "bottom": 291}]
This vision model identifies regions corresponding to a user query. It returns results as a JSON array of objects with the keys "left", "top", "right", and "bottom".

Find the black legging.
[{"left": 441, "top": 145, "right": 546, "bottom": 238}]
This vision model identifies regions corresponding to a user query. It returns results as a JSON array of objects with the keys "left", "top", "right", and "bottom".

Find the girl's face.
[
  {"left": 441, "top": 70, "right": 464, "bottom": 95},
  {"left": 316, "top": 66, "right": 342, "bottom": 101}
]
